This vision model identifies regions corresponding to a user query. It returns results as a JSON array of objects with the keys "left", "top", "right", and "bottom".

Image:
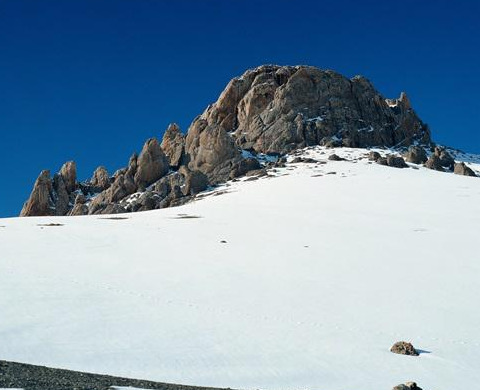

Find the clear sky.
[{"left": 1, "top": 0, "right": 479, "bottom": 217}]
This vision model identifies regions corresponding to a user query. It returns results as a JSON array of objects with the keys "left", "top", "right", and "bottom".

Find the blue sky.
[{"left": 1, "top": 0, "right": 479, "bottom": 217}]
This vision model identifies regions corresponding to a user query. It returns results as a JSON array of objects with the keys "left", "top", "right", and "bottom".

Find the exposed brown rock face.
[
  {"left": 189, "top": 65, "right": 430, "bottom": 158},
  {"left": 90, "top": 166, "right": 110, "bottom": 191},
  {"left": 134, "top": 138, "right": 169, "bottom": 189},
  {"left": 20, "top": 170, "right": 54, "bottom": 216},
  {"left": 52, "top": 174, "right": 71, "bottom": 216},
  {"left": 185, "top": 119, "right": 242, "bottom": 183},
  {"left": 69, "top": 194, "right": 88, "bottom": 216},
  {"left": 161, "top": 123, "right": 185, "bottom": 168},
  {"left": 454, "top": 162, "right": 476, "bottom": 177},
  {"left": 59, "top": 161, "right": 77, "bottom": 193}
]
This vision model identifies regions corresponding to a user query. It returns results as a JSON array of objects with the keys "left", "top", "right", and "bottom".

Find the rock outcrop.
[
  {"left": 90, "top": 166, "right": 110, "bottom": 191},
  {"left": 59, "top": 161, "right": 77, "bottom": 193},
  {"left": 134, "top": 138, "right": 169, "bottom": 189},
  {"left": 24, "top": 64, "right": 473, "bottom": 218},
  {"left": 194, "top": 65, "right": 430, "bottom": 155},
  {"left": 161, "top": 123, "right": 185, "bottom": 168},
  {"left": 185, "top": 119, "right": 242, "bottom": 183},
  {"left": 20, "top": 170, "right": 54, "bottom": 216}
]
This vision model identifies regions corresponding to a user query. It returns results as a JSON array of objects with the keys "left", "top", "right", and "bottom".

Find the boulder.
[
  {"left": 434, "top": 146, "right": 454, "bottom": 169},
  {"left": 393, "top": 382, "right": 423, "bottom": 390},
  {"left": 178, "top": 166, "right": 209, "bottom": 195},
  {"left": 404, "top": 146, "right": 427, "bottom": 164},
  {"left": 161, "top": 123, "right": 185, "bottom": 168},
  {"left": 376, "top": 157, "right": 388, "bottom": 166},
  {"left": 230, "top": 157, "right": 261, "bottom": 178},
  {"left": 390, "top": 341, "right": 419, "bottom": 356},
  {"left": 425, "top": 155, "right": 445, "bottom": 171},
  {"left": 368, "top": 151, "right": 381, "bottom": 161},
  {"left": 454, "top": 162, "right": 476, "bottom": 177},
  {"left": 134, "top": 138, "right": 169, "bottom": 189},
  {"left": 20, "top": 170, "right": 54, "bottom": 216},
  {"left": 328, "top": 154, "right": 344, "bottom": 161},
  {"left": 386, "top": 155, "right": 408, "bottom": 168}
]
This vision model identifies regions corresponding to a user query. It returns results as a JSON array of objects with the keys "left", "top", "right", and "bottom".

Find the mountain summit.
[{"left": 21, "top": 65, "right": 436, "bottom": 216}]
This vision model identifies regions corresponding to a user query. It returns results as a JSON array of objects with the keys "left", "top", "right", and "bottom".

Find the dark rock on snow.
[
  {"left": 393, "top": 382, "right": 423, "bottom": 390},
  {"left": 368, "top": 151, "right": 381, "bottom": 161},
  {"left": 328, "top": 153, "right": 344, "bottom": 161},
  {"left": 390, "top": 341, "right": 419, "bottom": 356},
  {"left": 376, "top": 155, "right": 408, "bottom": 168}
]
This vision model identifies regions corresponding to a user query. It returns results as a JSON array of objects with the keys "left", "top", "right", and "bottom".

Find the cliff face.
[
  {"left": 189, "top": 65, "right": 429, "bottom": 156},
  {"left": 20, "top": 65, "right": 433, "bottom": 217}
]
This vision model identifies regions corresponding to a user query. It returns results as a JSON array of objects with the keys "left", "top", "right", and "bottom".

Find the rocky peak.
[
  {"left": 161, "top": 123, "right": 185, "bottom": 168},
  {"left": 134, "top": 138, "right": 169, "bottom": 189},
  {"left": 90, "top": 166, "right": 110, "bottom": 191},
  {"left": 187, "top": 65, "right": 430, "bottom": 160},
  {"left": 20, "top": 170, "right": 54, "bottom": 217},
  {"left": 59, "top": 161, "right": 77, "bottom": 193},
  {"left": 20, "top": 64, "right": 450, "bottom": 218}
]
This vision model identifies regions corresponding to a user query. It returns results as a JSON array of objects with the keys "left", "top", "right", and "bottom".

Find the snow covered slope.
[{"left": 1, "top": 147, "right": 480, "bottom": 390}]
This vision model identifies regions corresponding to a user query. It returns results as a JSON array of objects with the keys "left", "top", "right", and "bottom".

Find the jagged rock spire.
[
  {"left": 134, "top": 137, "right": 169, "bottom": 189},
  {"left": 161, "top": 123, "right": 185, "bottom": 168},
  {"left": 20, "top": 170, "right": 54, "bottom": 217}
]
